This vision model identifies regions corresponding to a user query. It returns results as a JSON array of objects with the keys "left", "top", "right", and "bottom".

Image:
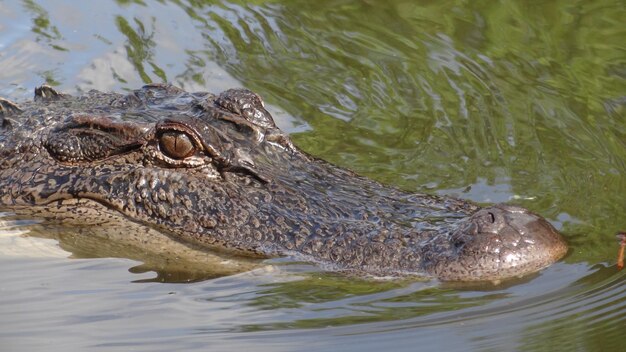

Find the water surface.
[{"left": 0, "top": 1, "right": 624, "bottom": 351}]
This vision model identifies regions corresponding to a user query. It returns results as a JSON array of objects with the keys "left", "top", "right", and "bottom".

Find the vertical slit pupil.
[{"left": 159, "top": 131, "right": 195, "bottom": 159}]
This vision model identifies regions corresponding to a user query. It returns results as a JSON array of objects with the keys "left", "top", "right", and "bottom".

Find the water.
[{"left": 1, "top": 0, "right": 625, "bottom": 350}]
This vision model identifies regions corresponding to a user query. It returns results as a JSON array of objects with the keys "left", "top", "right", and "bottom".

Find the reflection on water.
[
  {"left": 115, "top": 15, "right": 164, "bottom": 84},
  {"left": 0, "top": 211, "right": 263, "bottom": 283},
  {"left": 0, "top": 0, "right": 624, "bottom": 351}
]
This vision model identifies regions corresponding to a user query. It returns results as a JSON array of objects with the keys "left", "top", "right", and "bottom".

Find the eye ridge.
[{"left": 158, "top": 130, "right": 196, "bottom": 159}]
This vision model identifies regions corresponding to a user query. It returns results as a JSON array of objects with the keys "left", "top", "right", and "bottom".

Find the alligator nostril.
[{"left": 488, "top": 212, "right": 496, "bottom": 223}]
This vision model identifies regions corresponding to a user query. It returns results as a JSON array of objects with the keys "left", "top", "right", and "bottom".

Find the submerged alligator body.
[{"left": 0, "top": 84, "right": 567, "bottom": 281}]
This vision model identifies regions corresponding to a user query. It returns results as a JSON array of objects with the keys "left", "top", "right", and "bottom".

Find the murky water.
[{"left": 1, "top": 0, "right": 625, "bottom": 351}]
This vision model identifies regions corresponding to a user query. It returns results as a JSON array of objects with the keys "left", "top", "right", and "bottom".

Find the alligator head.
[{"left": 0, "top": 84, "right": 567, "bottom": 281}]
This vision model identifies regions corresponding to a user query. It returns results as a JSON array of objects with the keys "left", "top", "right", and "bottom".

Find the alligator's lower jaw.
[{"left": 1, "top": 199, "right": 261, "bottom": 278}]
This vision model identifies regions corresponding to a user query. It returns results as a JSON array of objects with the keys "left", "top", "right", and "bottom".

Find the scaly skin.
[{"left": 0, "top": 84, "right": 568, "bottom": 281}]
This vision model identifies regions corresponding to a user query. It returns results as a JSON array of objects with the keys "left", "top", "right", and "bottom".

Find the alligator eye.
[{"left": 158, "top": 131, "right": 196, "bottom": 159}]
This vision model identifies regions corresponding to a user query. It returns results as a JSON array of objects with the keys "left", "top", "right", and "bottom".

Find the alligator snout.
[
  {"left": 431, "top": 204, "right": 568, "bottom": 282},
  {"left": 466, "top": 205, "right": 538, "bottom": 239}
]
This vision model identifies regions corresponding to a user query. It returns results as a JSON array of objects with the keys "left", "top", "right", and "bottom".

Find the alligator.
[{"left": 0, "top": 84, "right": 568, "bottom": 281}]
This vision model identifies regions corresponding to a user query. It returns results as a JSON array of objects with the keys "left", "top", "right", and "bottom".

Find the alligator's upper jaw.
[{"left": 427, "top": 204, "right": 568, "bottom": 282}]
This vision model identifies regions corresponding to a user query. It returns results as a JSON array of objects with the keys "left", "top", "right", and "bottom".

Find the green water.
[{"left": 0, "top": 0, "right": 624, "bottom": 351}]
